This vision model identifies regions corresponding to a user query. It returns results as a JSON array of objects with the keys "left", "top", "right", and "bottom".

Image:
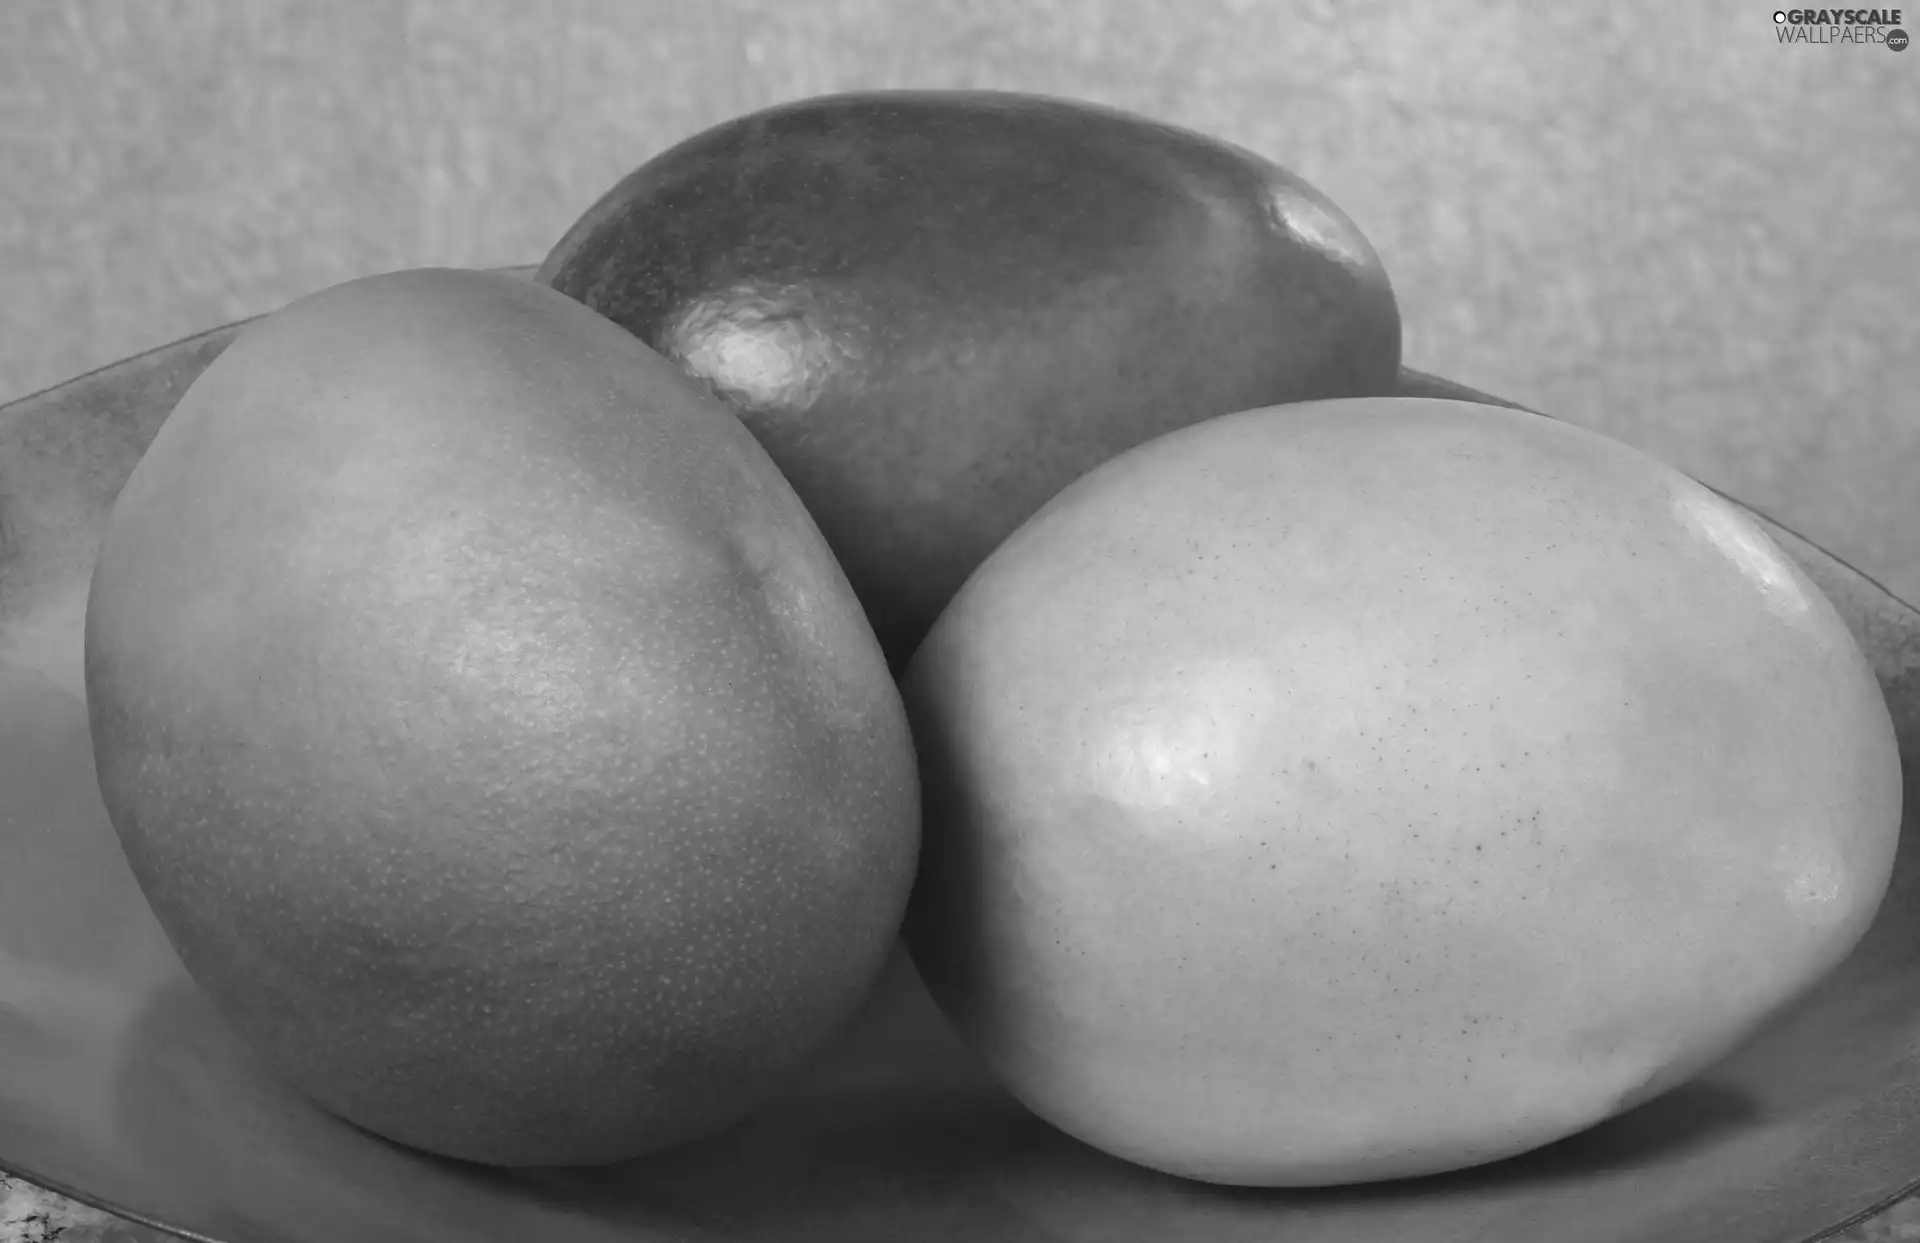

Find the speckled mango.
[
  {"left": 901, "top": 396, "right": 1902, "bottom": 1187},
  {"left": 82, "top": 268, "right": 920, "bottom": 1168}
]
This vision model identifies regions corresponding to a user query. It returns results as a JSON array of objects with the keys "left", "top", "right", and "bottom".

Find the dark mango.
[{"left": 539, "top": 90, "right": 1402, "bottom": 666}]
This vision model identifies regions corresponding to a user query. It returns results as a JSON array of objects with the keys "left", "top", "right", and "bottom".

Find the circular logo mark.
[
  {"left": 1774, "top": 9, "right": 1787, "bottom": 20},
  {"left": 1889, "top": 27, "right": 1910, "bottom": 49}
]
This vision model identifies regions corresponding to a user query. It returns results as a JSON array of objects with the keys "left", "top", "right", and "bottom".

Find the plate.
[{"left": 5, "top": 269, "right": 1920, "bottom": 1243}]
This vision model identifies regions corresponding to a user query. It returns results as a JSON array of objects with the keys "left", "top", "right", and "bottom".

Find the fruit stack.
[{"left": 81, "top": 91, "right": 1903, "bottom": 1188}]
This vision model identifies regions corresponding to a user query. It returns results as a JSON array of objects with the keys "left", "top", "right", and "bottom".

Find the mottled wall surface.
[{"left": 3, "top": 0, "right": 1917, "bottom": 598}]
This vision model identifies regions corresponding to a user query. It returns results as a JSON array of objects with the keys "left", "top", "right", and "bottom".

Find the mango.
[
  {"left": 538, "top": 89, "right": 1402, "bottom": 667},
  {"left": 83, "top": 268, "right": 920, "bottom": 1168},
  {"left": 902, "top": 397, "right": 1902, "bottom": 1186}
]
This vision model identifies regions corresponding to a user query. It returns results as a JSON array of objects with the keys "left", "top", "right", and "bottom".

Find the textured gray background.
[{"left": 1, "top": 6, "right": 1918, "bottom": 1240}]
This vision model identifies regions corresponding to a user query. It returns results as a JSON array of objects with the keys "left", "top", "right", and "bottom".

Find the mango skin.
[
  {"left": 537, "top": 89, "right": 1402, "bottom": 668},
  {"left": 901, "top": 397, "right": 1903, "bottom": 1187},
  {"left": 83, "top": 268, "right": 921, "bottom": 1168}
]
